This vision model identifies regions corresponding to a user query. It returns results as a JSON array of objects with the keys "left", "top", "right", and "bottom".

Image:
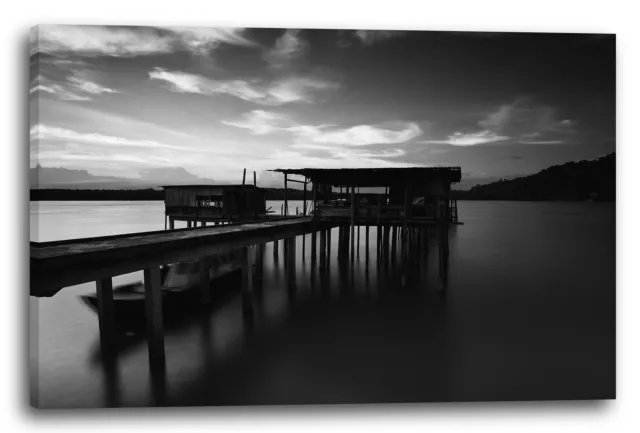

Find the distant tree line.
[
  {"left": 31, "top": 187, "right": 321, "bottom": 201},
  {"left": 452, "top": 153, "right": 615, "bottom": 201}
]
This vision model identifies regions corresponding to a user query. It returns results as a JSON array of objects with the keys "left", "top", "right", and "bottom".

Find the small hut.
[
  {"left": 271, "top": 167, "right": 462, "bottom": 224},
  {"left": 162, "top": 184, "right": 267, "bottom": 228}
]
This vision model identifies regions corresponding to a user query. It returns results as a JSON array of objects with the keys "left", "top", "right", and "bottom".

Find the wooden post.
[
  {"left": 164, "top": 214, "right": 167, "bottom": 231},
  {"left": 312, "top": 181, "right": 317, "bottom": 216},
  {"left": 255, "top": 244, "right": 264, "bottom": 289},
  {"left": 96, "top": 277, "right": 115, "bottom": 355},
  {"left": 320, "top": 229, "right": 327, "bottom": 270},
  {"left": 326, "top": 227, "right": 332, "bottom": 269},
  {"left": 273, "top": 237, "right": 279, "bottom": 259},
  {"left": 199, "top": 256, "right": 211, "bottom": 304},
  {"left": 365, "top": 225, "right": 370, "bottom": 263},
  {"left": 253, "top": 171, "right": 257, "bottom": 187},
  {"left": 242, "top": 246, "right": 253, "bottom": 315},
  {"left": 311, "top": 228, "right": 317, "bottom": 264},
  {"left": 284, "top": 174, "right": 288, "bottom": 218},
  {"left": 350, "top": 187, "right": 356, "bottom": 263},
  {"left": 303, "top": 178, "right": 307, "bottom": 216},
  {"left": 403, "top": 182, "right": 411, "bottom": 245},
  {"left": 287, "top": 237, "right": 296, "bottom": 289},
  {"left": 391, "top": 225, "right": 397, "bottom": 263},
  {"left": 144, "top": 266, "right": 165, "bottom": 361},
  {"left": 169, "top": 217, "right": 174, "bottom": 230}
]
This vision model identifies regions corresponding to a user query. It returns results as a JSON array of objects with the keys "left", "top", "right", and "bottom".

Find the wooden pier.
[{"left": 31, "top": 166, "right": 462, "bottom": 365}]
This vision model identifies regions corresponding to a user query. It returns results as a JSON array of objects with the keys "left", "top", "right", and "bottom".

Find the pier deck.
[{"left": 31, "top": 216, "right": 314, "bottom": 297}]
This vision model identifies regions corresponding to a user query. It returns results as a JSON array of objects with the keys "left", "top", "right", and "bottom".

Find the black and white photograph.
[{"left": 28, "top": 23, "right": 617, "bottom": 410}]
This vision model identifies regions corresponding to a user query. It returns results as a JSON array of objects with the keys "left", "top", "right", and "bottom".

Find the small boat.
[{"left": 80, "top": 249, "right": 243, "bottom": 321}]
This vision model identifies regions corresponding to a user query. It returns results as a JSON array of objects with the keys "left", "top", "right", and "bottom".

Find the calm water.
[{"left": 30, "top": 200, "right": 616, "bottom": 407}]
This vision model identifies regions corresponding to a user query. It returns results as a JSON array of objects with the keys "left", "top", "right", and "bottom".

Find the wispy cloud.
[
  {"left": 31, "top": 124, "right": 188, "bottom": 150},
  {"left": 354, "top": 30, "right": 406, "bottom": 45},
  {"left": 221, "top": 110, "right": 291, "bottom": 135},
  {"left": 67, "top": 74, "right": 117, "bottom": 95},
  {"left": 291, "top": 122, "right": 422, "bottom": 146},
  {"left": 30, "top": 72, "right": 117, "bottom": 101},
  {"left": 223, "top": 110, "right": 422, "bottom": 146},
  {"left": 517, "top": 140, "right": 565, "bottom": 145},
  {"left": 479, "top": 98, "right": 575, "bottom": 135},
  {"left": 149, "top": 68, "right": 340, "bottom": 105},
  {"left": 30, "top": 84, "right": 91, "bottom": 101},
  {"left": 264, "top": 29, "right": 307, "bottom": 69},
  {"left": 32, "top": 25, "right": 255, "bottom": 57},
  {"left": 424, "top": 98, "right": 575, "bottom": 147},
  {"left": 424, "top": 130, "right": 510, "bottom": 146}
]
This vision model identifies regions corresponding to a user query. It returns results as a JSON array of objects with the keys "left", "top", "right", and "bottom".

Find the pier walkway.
[{"left": 31, "top": 216, "right": 314, "bottom": 298}]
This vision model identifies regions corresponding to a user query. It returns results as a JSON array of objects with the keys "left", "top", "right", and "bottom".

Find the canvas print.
[{"left": 29, "top": 26, "right": 615, "bottom": 408}]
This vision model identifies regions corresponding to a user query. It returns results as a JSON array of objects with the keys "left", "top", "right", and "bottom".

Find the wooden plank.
[
  {"left": 96, "top": 277, "right": 115, "bottom": 355},
  {"left": 144, "top": 266, "right": 165, "bottom": 361}
]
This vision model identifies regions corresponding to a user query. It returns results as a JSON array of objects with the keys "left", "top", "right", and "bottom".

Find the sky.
[{"left": 29, "top": 26, "right": 615, "bottom": 188}]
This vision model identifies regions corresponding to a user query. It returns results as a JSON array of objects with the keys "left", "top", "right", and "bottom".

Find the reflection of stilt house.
[
  {"left": 162, "top": 184, "right": 267, "bottom": 229},
  {"left": 271, "top": 167, "right": 461, "bottom": 224}
]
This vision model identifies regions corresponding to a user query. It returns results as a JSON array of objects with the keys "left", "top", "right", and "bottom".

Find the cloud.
[
  {"left": 223, "top": 110, "right": 422, "bottom": 147},
  {"left": 421, "top": 98, "right": 574, "bottom": 147},
  {"left": 479, "top": 98, "right": 575, "bottom": 135},
  {"left": 423, "top": 130, "right": 510, "bottom": 146},
  {"left": 67, "top": 74, "right": 117, "bottom": 95},
  {"left": 221, "top": 110, "right": 291, "bottom": 135},
  {"left": 517, "top": 140, "right": 565, "bottom": 145},
  {"left": 149, "top": 68, "right": 340, "bottom": 105},
  {"left": 30, "top": 72, "right": 117, "bottom": 101},
  {"left": 31, "top": 124, "right": 189, "bottom": 150},
  {"left": 264, "top": 29, "right": 307, "bottom": 69},
  {"left": 32, "top": 25, "right": 255, "bottom": 57},
  {"left": 354, "top": 30, "right": 406, "bottom": 45},
  {"left": 30, "top": 84, "right": 91, "bottom": 101},
  {"left": 292, "top": 122, "right": 422, "bottom": 146}
]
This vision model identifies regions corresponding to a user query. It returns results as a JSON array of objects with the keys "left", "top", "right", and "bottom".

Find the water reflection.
[{"left": 34, "top": 201, "right": 616, "bottom": 407}]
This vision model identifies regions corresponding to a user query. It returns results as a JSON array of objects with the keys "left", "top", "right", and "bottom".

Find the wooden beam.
[
  {"left": 96, "top": 277, "right": 115, "bottom": 356},
  {"left": 144, "top": 266, "right": 165, "bottom": 361}
]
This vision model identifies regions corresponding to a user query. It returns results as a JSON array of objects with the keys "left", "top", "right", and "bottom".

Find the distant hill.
[
  {"left": 452, "top": 153, "right": 615, "bottom": 201},
  {"left": 30, "top": 165, "right": 217, "bottom": 189}
]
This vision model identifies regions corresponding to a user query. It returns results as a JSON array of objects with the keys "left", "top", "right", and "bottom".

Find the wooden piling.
[
  {"left": 287, "top": 237, "right": 296, "bottom": 289},
  {"left": 311, "top": 229, "right": 317, "bottom": 264},
  {"left": 273, "top": 237, "right": 279, "bottom": 258},
  {"left": 199, "top": 256, "right": 211, "bottom": 304},
  {"left": 326, "top": 227, "right": 332, "bottom": 269},
  {"left": 365, "top": 225, "right": 370, "bottom": 263},
  {"left": 96, "top": 277, "right": 115, "bottom": 355},
  {"left": 242, "top": 246, "right": 254, "bottom": 315},
  {"left": 303, "top": 178, "right": 307, "bottom": 216},
  {"left": 319, "top": 229, "right": 327, "bottom": 270},
  {"left": 144, "top": 266, "right": 165, "bottom": 361}
]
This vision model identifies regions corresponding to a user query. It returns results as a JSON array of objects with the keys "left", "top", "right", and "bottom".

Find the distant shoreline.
[{"left": 30, "top": 188, "right": 314, "bottom": 202}]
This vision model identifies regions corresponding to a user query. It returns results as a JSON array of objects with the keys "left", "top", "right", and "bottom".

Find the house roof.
[
  {"left": 269, "top": 167, "right": 462, "bottom": 186},
  {"left": 160, "top": 184, "right": 259, "bottom": 189}
]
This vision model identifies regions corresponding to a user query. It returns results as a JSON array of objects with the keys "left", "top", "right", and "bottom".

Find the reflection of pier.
[{"left": 30, "top": 166, "right": 462, "bottom": 381}]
